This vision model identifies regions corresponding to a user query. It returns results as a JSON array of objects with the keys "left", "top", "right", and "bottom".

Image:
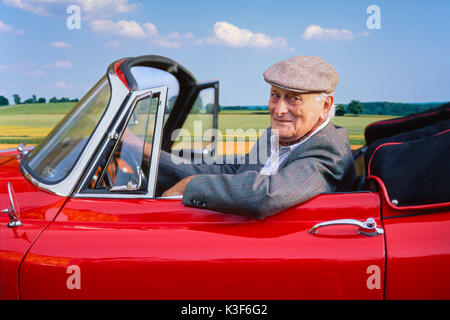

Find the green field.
[
  {"left": 0, "top": 103, "right": 395, "bottom": 147},
  {"left": 0, "top": 102, "right": 76, "bottom": 115}
]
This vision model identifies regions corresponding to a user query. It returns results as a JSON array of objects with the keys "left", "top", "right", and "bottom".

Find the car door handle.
[{"left": 309, "top": 218, "right": 384, "bottom": 237}]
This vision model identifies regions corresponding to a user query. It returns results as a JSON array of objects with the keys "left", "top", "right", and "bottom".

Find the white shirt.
[{"left": 259, "top": 118, "right": 330, "bottom": 176}]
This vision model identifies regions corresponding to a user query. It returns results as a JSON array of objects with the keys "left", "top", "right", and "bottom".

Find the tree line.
[
  {"left": 335, "top": 100, "right": 443, "bottom": 116},
  {"left": 223, "top": 101, "right": 445, "bottom": 117},
  {"left": 0, "top": 93, "right": 444, "bottom": 117},
  {"left": 0, "top": 94, "right": 79, "bottom": 106}
]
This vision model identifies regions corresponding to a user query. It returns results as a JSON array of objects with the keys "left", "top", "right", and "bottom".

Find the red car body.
[{"left": 1, "top": 55, "right": 449, "bottom": 300}]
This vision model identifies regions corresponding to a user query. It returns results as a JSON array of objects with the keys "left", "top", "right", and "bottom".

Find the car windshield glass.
[{"left": 25, "top": 76, "right": 111, "bottom": 183}]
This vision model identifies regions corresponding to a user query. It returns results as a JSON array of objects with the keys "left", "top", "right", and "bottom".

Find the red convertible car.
[{"left": 1, "top": 55, "right": 449, "bottom": 300}]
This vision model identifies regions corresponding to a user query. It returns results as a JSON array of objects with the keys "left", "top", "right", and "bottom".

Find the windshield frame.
[{"left": 20, "top": 67, "right": 131, "bottom": 197}]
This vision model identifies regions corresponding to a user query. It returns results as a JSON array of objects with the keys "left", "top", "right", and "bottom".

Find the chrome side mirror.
[{"left": 1, "top": 182, "right": 23, "bottom": 228}]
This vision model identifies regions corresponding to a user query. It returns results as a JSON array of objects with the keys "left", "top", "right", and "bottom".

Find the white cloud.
[
  {"left": 54, "top": 81, "right": 75, "bottom": 89},
  {"left": 0, "top": 20, "right": 24, "bottom": 35},
  {"left": 207, "top": 21, "right": 288, "bottom": 48},
  {"left": 152, "top": 32, "right": 196, "bottom": 48},
  {"left": 90, "top": 19, "right": 192, "bottom": 48},
  {"left": 167, "top": 32, "right": 195, "bottom": 40},
  {"left": 302, "top": 25, "right": 354, "bottom": 41},
  {"left": 90, "top": 19, "right": 287, "bottom": 50},
  {"left": 90, "top": 19, "right": 157, "bottom": 38},
  {"left": 45, "top": 61, "right": 72, "bottom": 69},
  {"left": 151, "top": 37, "right": 181, "bottom": 49},
  {"left": 104, "top": 40, "right": 121, "bottom": 48},
  {"left": 51, "top": 41, "right": 72, "bottom": 48},
  {"left": 358, "top": 31, "right": 372, "bottom": 38},
  {"left": 143, "top": 22, "right": 158, "bottom": 37},
  {"left": 0, "top": 63, "right": 46, "bottom": 77},
  {"left": 3, "top": 0, "right": 47, "bottom": 15},
  {"left": 3, "top": 0, "right": 138, "bottom": 17},
  {"left": 25, "top": 69, "right": 46, "bottom": 77},
  {"left": 76, "top": 0, "right": 137, "bottom": 14}
]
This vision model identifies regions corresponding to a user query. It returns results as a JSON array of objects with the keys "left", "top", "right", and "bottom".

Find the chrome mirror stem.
[{"left": 2, "top": 182, "right": 23, "bottom": 228}]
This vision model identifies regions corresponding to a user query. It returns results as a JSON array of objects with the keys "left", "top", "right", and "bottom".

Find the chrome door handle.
[{"left": 309, "top": 218, "right": 384, "bottom": 237}]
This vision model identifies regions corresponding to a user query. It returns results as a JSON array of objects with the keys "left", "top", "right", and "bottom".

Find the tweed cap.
[{"left": 263, "top": 55, "right": 338, "bottom": 93}]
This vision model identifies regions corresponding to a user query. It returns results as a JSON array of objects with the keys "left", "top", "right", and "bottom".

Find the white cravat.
[{"left": 260, "top": 118, "right": 330, "bottom": 176}]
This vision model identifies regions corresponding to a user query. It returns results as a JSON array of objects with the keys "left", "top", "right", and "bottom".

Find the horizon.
[{"left": 1, "top": 100, "right": 446, "bottom": 109}]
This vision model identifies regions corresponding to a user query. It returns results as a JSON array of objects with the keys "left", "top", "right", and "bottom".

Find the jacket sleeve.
[
  {"left": 156, "top": 150, "right": 248, "bottom": 194},
  {"left": 182, "top": 153, "right": 341, "bottom": 219}
]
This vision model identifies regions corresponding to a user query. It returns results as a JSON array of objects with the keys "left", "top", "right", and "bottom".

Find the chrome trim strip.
[
  {"left": 21, "top": 73, "right": 130, "bottom": 197},
  {"left": 0, "top": 148, "right": 20, "bottom": 153},
  {"left": 72, "top": 193, "right": 183, "bottom": 200},
  {"left": 157, "top": 195, "right": 183, "bottom": 199},
  {"left": 147, "top": 86, "right": 168, "bottom": 197}
]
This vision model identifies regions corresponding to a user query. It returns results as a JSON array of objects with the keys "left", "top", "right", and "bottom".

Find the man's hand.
[{"left": 162, "top": 175, "right": 195, "bottom": 197}]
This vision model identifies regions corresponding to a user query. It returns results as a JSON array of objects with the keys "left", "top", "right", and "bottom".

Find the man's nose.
[{"left": 273, "top": 97, "right": 289, "bottom": 116}]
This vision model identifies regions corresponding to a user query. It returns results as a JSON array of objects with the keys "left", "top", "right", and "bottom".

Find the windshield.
[{"left": 25, "top": 76, "right": 111, "bottom": 183}]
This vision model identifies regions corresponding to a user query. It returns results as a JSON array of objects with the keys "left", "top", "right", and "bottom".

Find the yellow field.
[
  {"left": 0, "top": 125, "right": 53, "bottom": 137},
  {"left": 0, "top": 114, "right": 65, "bottom": 128}
]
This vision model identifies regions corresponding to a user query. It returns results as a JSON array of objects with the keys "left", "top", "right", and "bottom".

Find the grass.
[
  {"left": 0, "top": 102, "right": 76, "bottom": 115},
  {"left": 0, "top": 103, "right": 396, "bottom": 149}
]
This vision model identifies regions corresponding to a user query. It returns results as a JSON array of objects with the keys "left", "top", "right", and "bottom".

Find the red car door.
[
  {"left": 18, "top": 191, "right": 385, "bottom": 299},
  {"left": 0, "top": 151, "right": 66, "bottom": 299}
]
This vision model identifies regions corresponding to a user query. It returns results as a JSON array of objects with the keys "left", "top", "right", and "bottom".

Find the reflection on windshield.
[
  {"left": 26, "top": 76, "right": 111, "bottom": 183},
  {"left": 131, "top": 66, "right": 179, "bottom": 113}
]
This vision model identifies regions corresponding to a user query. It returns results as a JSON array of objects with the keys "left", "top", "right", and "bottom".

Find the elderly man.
[{"left": 160, "top": 55, "right": 357, "bottom": 219}]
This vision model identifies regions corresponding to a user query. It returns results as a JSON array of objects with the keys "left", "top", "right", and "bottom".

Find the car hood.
[{"left": 0, "top": 148, "right": 19, "bottom": 167}]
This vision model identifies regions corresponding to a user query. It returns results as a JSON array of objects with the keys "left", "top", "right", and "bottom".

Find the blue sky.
[{"left": 1, "top": 0, "right": 449, "bottom": 105}]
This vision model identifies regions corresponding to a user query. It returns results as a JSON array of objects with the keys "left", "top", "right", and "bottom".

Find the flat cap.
[{"left": 263, "top": 55, "right": 338, "bottom": 93}]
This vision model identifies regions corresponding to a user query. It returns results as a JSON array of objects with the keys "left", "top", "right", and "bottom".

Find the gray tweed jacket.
[{"left": 157, "top": 122, "right": 356, "bottom": 219}]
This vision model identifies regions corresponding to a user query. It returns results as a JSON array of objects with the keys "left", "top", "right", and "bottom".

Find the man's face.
[{"left": 268, "top": 86, "right": 332, "bottom": 144}]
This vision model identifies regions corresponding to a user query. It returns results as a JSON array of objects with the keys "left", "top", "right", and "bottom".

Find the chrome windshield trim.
[
  {"left": 147, "top": 86, "right": 168, "bottom": 197},
  {"left": 20, "top": 165, "right": 64, "bottom": 196},
  {"left": 21, "top": 72, "right": 130, "bottom": 197}
]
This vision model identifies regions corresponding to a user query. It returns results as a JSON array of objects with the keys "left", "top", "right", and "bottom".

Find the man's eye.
[{"left": 271, "top": 93, "right": 280, "bottom": 98}]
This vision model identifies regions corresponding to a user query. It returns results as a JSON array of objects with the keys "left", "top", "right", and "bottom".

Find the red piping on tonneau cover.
[
  {"left": 365, "top": 110, "right": 440, "bottom": 130},
  {"left": 366, "top": 129, "right": 450, "bottom": 211}
]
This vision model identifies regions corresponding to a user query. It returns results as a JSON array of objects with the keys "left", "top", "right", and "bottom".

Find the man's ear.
[{"left": 320, "top": 95, "right": 333, "bottom": 120}]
